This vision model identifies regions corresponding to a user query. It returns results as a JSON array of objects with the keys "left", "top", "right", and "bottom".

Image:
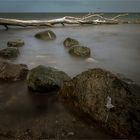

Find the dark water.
[{"left": 0, "top": 13, "right": 140, "bottom": 138}]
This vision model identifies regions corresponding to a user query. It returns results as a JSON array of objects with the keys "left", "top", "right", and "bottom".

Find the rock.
[
  {"left": 0, "top": 60, "right": 28, "bottom": 81},
  {"left": 7, "top": 39, "right": 24, "bottom": 47},
  {"left": 26, "top": 65, "right": 71, "bottom": 92},
  {"left": 67, "top": 132, "right": 75, "bottom": 136},
  {"left": 60, "top": 68, "right": 140, "bottom": 138},
  {"left": 85, "top": 57, "right": 97, "bottom": 63},
  {"left": 0, "top": 47, "right": 19, "bottom": 58},
  {"left": 35, "top": 30, "right": 56, "bottom": 40},
  {"left": 63, "top": 38, "right": 79, "bottom": 48},
  {"left": 69, "top": 45, "right": 90, "bottom": 57}
]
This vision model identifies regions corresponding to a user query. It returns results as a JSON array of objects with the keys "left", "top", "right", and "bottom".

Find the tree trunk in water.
[{"left": 0, "top": 13, "right": 129, "bottom": 30}]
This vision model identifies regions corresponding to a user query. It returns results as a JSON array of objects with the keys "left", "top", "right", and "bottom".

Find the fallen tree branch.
[
  {"left": 0, "top": 13, "right": 130, "bottom": 30},
  {"left": 111, "top": 13, "right": 129, "bottom": 20}
]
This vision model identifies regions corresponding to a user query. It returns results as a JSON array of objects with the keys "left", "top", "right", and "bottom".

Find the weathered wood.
[{"left": 0, "top": 13, "right": 129, "bottom": 29}]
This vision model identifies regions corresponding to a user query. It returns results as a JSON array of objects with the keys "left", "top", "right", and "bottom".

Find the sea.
[
  {"left": 0, "top": 13, "right": 140, "bottom": 84},
  {"left": 0, "top": 13, "right": 140, "bottom": 139}
]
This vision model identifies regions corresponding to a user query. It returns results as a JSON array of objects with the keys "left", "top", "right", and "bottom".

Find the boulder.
[
  {"left": 35, "top": 30, "right": 56, "bottom": 40},
  {"left": 63, "top": 38, "right": 79, "bottom": 48},
  {"left": 69, "top": 45, "right": 90, "bottom": 57},
  {"left": 7, "top": 39, "right": 24, "bottom": 47},
  {"left": 0, "top": 47, "right": 19, "bottom": 58},
  {"left": 60, "top": 68, "right": 140, "bottom": 138},
  {"left": 26, "top": 65, "right": 71, "bottom": 92},
  {"left": 0, "top": 60, "right": 28, "bottom": 81}
]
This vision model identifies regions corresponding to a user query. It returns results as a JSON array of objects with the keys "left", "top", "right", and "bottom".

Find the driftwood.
[{"left": 0, "top": 13, "right": 129, "bottom": 30}]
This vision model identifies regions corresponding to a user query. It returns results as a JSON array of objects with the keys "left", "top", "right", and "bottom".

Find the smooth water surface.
[{"left": 0, "top": 24, "right": 140, "bottom": 84}]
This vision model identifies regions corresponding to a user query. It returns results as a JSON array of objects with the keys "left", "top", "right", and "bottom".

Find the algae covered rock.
[
  {"left": 35, "top": 30, "right": 56, "bottom": 40},
  {"left": 63, "top": 37, "right": 79, "bottom": 48},
  {"left": 69, "top": 45, "right": 90, "bottom": 57},
  {"left": 0, "top": 60, "right": 28, "bottom": 81},
  {"left": 0, "top": 47, "right": 19, "bottom": 58},
  {"left": 60, "top": 68, "right": 140, "bottom": 138},
  {"left": 27, "top": 65, "right": 71, "bottom": 92},
  {"left": 7, "top": 39, "right": 24, "bottom": 47}
]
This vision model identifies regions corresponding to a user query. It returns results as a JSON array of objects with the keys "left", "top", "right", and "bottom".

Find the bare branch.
[
  {"left": 111, "top": 13, "right": 129, "bottom": 20},
  {"left": 0, "top": 13, "right": 130, "bottom": 29}
]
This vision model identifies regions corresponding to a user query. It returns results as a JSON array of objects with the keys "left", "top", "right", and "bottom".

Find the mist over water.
[{"left": 0, "top": 18, "right": 140, "bottom": 84}]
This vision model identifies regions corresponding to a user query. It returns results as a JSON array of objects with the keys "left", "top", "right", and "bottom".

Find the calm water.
[
  {"left": 0, "top": 13, "right": 140, "bottom": 138},
  {"left": 0, "top": 14, "right": 140, "bottom": 84}
]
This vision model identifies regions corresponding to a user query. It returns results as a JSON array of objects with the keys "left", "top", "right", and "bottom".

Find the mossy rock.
[
  {"left": 27, "top": 65, "right": 71, "bottom": 93},
  {"left": 0, "top": 60, "right": 28, "bottom": 81},
  {"left": 63, "top": 37, "right": 79, "bottom": 48},
  {"left": 35, "top": 30, "right": 56, "bottom": 40},
  {"left": 7, "top": 39, "right": 24, "bottom": 47},
  {"left": 0, "top": 47, "right": 19, "bottom": 58},
  {"left": 69, "top": 45, "right": 90, "bottom": 57},
  {"left": 60, "top": 68, "right": 140, "bottom": 138}
]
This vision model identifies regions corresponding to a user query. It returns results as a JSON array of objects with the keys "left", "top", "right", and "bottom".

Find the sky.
[{"left": 0, "top": 0, "right": 140, "bottom": 13}]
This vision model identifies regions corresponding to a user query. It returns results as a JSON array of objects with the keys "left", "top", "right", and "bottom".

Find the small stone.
[
  {"left": 72, "top": 118, "right": 76, "bottom": 123},
  {"left": 0, "top": 47, "right": 19, "bottom": 58},
  {"left": 85, "top": 57, "right": 97, "bottom": 63},
  {"left": 69, "top": 45, "right": 90, "bottom": 57},
  {"left": 63, "top": 37, "right": 79, "bottom": 48},
  {"left": 7, "top": 39, "right": 24, "bottom": 47},
  {"left": 67, "top": 132, "right": 75, "bottom": 136},
  {"left": 35, "top": 30, "right": 56, "bottom": 40}
]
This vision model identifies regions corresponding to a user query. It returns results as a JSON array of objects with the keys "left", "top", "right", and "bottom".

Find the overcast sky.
[{"left": 0, "top": 0, "right": 140, "bottom": 13}]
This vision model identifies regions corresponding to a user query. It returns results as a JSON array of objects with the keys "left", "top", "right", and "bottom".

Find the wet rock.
[
  {"left": 63, "top": 38, "right": 79, "bottom": 48},
  {"left": 85, "top": 57, "right": 97, "bottom": 63},
  {"left": 0, "top": 47, "right": 19, "bottom": 58},
  {"left": 0, "top": 60, "right": 28, "bottom": 81},
  {"left": 27, "top": 65, "right": 71, "bottom": 92},
  {"left": 35, "top": 30, "right": 56, "bottom": 40},
  {"left": 69, "top": 45, "right": 90, "bottom": 57},
  {"left": 7, "top": 39, "right": 24, "bottom": 47},
  {"left": 60, "top": 68, "right": 140, "bottom": 138},
  {"left": 67, "top": 132, "right": 75, "bottom": 136}
]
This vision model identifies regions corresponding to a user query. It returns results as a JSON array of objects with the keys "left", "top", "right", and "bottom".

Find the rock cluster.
[{"left": 63, "top": 37, "right": 90, "bottom": 57}]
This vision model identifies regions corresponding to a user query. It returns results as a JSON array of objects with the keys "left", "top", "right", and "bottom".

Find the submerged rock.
[
  {"left": 27, "top": 65, "right": 71, "bottom": 92},
  {"left": 35, "top": 30, "right": 56, "bottom": 40},
  {"left": 7, "top": 39, "right": 24, "bottom": 47},
  {"left": 60, "top": 68, "right": 140, "bottom": 138},
  {"left": 0, "top": 47, "right": 19, "bottom": 58},
  {"left": 0, "top": 60, "right": 28, "bottom": 81},
  {"left": 63, "top": 38, "right": 79, "bottom": 48},
  {"left": 69, "top": 45, "right": 90, "bottom": 57}
]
